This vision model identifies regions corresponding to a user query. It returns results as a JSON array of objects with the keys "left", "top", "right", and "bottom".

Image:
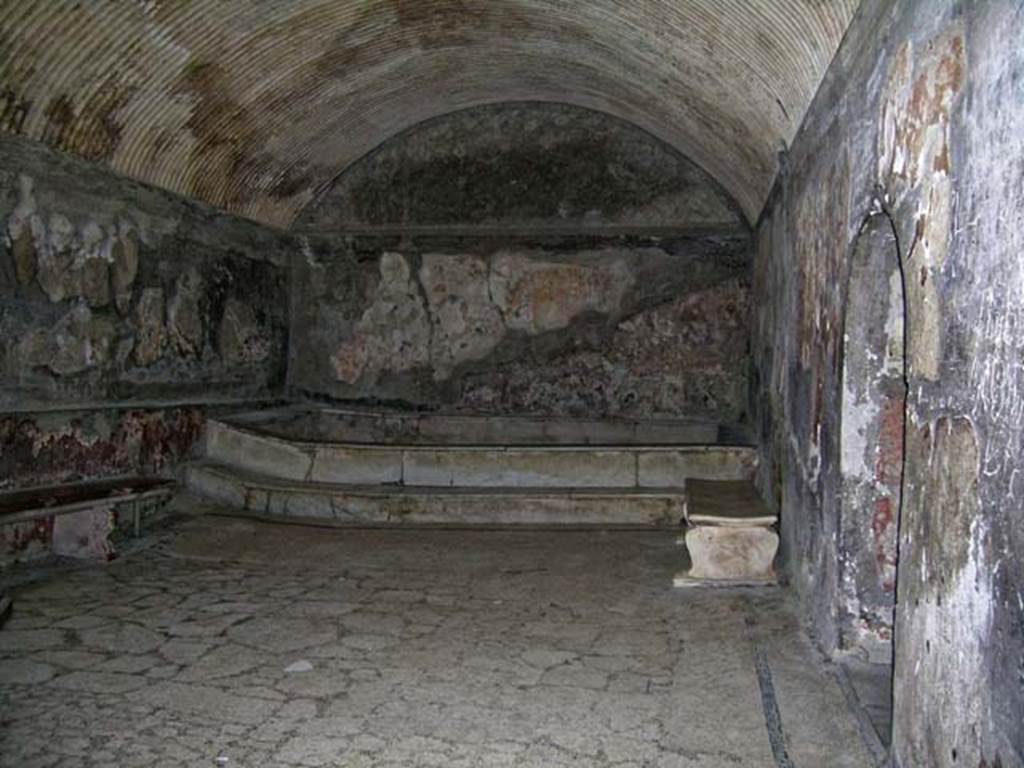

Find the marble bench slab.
[
  {"left": 675, "top": 479, "right": 779, "bottom": 587},
  {"left": 683, "top": 479, "right": 778, "bottom": 527}
]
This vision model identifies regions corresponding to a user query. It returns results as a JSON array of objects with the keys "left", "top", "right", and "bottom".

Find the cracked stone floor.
[{"left": 0, "top": 504, "right": 875, "bottom": 767}]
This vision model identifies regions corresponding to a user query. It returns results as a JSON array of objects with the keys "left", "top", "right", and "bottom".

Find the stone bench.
[
  {"left": 0, "top": 477, "right": 174, "bottom": 563},
  {"left": 188, "top": 413, "right": 758, "bottom": 528},
  {"left": 674, "top": 479, "right": 778, "bottom": 587}
]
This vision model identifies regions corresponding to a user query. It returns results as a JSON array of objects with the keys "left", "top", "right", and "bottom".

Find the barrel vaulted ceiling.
[{"left": 0, "top": 1, "right": 859, "bottom": 227}]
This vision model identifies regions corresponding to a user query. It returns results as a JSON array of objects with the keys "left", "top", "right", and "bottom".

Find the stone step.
[
  {"left": 221, "top": 405, "right": 738, "bottom": 446},
  {"left": 185, "top": 461, "right": 687, "bottom": 528},
  {"left": 204, "top": 418, "right": 757, "bottom": 490}
]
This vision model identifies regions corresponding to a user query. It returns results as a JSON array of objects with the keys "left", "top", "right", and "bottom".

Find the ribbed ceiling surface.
[{"left": 0, "top": 1, "right": 858, "bottom": 227}]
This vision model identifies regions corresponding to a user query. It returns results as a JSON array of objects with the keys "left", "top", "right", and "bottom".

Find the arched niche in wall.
[
  {"left": 293, "top": 102, "right": 745, "bottom": 234},
  {"left": 287, "top": 102, "right": 754, "bottom": 424},
  {"left": 838, "top": 212, "right": 906, "bottom": 662}
]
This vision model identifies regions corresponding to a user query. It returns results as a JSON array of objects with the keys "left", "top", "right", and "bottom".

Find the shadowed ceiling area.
[{"left": 0, "top": 1, "right": 858, "bottom": 227}]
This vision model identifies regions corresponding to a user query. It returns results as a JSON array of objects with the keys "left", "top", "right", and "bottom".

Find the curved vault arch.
[
  {"left": 295, "top": 99, "right": 748, "bottom": 232},
  {"left": 0, "top": 0, "right": 858, "bottom": 227}
]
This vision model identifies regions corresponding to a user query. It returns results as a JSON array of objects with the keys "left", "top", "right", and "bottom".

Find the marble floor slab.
[{"left": 0, "top": 503, "right": 875, "bottom": 767}]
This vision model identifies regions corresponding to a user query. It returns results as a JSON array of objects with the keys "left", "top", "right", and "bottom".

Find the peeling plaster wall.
[
  {"left": 458, "top": 278, "right": 750, "bottom": 421},
  {"left": 290, "top": 234, "right": 750, "bottom": 422},
  {"left": 0, "top": 137, "right": 294, "bottom": 490},
  {"left": 753, "top": 1, "right": 1024, "bottom": 765},
  {"left": 293, "top": 104, "right": 753, "bottom": 423},
  {"left": 0, "top": 404, "right": 227, "bottom": 566},
  {"left": 835, "top": 212, "right": 906, "bottom": 659},
  {"left": 0, "top": 406, "right": 203, "bottom": 492}
]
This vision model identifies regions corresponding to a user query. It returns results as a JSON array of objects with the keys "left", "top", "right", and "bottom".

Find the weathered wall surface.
[
  {"left": 293, "top": 103, "right": 753, "bottom": 424},
  {"left": 0, "top": 137, "right": 292, "bottom": 411},
  {"left": 0, "top": 137, "right": 294, "bottom": 500},
  {"left": 753, "top": 1, "right": 1024, "bottom": 765},
  {"left": 837, "top": 214, "right": 905, "bottom": 660},
  {"left": 297, "top": 103, "right": 743, "bottom": 232},
  {"left": 458, "top": 278, "right": 750, "bottom": 420},
  {"left": 290, "top": 234, "right": 750, "bottom": 423},
  {"left": 0, "top": 405, "right": 213, "bottom": 564},
  {"left": 0, "top": 407, "right": 204, "bottom": 492}
]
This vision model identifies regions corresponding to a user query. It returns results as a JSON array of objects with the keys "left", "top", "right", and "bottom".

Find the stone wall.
[
  {"left": 0, "top": 137, "right": 295, "bottom": 492},
  {"left": 289, "top": 234, "right": 750, "bottom": 423},
  {"left": 293, "top": 103, "right": 752, "bottom": 424},
  {"left": 0, "top": 407, "right": 204, "bottom": 491},
  {"left": 457, "top": 277, "right": 750, "bottom": 421},
  {"left": 0, "top": 137, "right": 292, "bottom": 411},
  {"left": 752, "top": 1, "right": 1024, "bottom": 765}
]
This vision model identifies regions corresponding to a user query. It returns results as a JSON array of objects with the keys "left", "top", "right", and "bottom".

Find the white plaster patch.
[
  {"left": 962, "top": 6, "right": 1024, "bottom": 489},
  {"left": 883, "top": 268, "right": 905, "bottom": 376},
  {"left": 420, "top": 253, "right": 505, "bottom": 380},
  {"left": 330, "top": 253, "right": 431, "bottom": 384},
  {"left": 300, "top": 235, "right": 319, "bottom": 267},
  {"left": 839, "top": 370, "right": 877, "bottom": 481},
  {"left": 905, "top": 518, "right": 993, "bottom": 761}
]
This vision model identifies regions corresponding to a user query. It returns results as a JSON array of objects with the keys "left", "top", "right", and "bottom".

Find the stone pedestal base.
[
  {"left": 53, "top": 507, "right": 116, "bottom": 561},
  {"left": 674, "top": 525, "right": 778, "bottom": 587}
]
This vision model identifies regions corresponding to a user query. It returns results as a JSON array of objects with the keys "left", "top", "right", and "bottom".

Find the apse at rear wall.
[{"left": 288, "top": 103, "right": 753, "bottom": 425}]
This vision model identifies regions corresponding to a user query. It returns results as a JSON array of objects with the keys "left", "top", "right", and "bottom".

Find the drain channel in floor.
[{"left": 754, "top": 644, "right": 795, "bottom": 768}]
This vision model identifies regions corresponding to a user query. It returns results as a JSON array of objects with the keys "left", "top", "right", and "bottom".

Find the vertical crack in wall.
[{"left": 871, "top": 197, "right": 910, "bottom": 677}]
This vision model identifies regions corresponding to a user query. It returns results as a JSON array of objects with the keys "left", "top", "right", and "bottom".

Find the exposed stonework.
[
  {"left": 0, "top": 518, "right": 53, "bottom": 566},
  {"left": 290, "top": 236, "right": 750, "bottom": 421},
  {"left": 420, "top": 254, "right": 506, "bottom": 379},
  {"left": 0, "top": 136, "right": 292, "bottom": 569},
  {"left": 133, "top": 288, "right": 166, "bottom": 367},
  {"left": 0, "top": 137, "right": 293, "bottom": 409},
  {"left": 490, "top": 252, "right": 633, "bottom": 335},
  {"left": 10, "top": 225, "right": 35, "bottom": 287},
  {"left": 166, "top": 269, "right": 204, "bottom": 360},
  {"left": 329, "top": 253, "right": 431, "bottom": 385},
  {"left": 293, "top": 103, "right": 751, "bottom": 420},
  {"left": 11, "top": 302, "right": 116, "bottom": 378},
  {"left": 459, "top": 279, "right": 750, "bottom": 422},
  {"left": 218, "top": 299, "right": 271, "bottom": 366},
  {"left": 111, "top": 227, "right": 139, "bottom": 315},
  {"left": 325, "top": 250, "right": 636, "bottom": 387}
]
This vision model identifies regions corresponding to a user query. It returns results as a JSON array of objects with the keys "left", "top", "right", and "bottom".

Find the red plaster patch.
[
  {"left": 872, "top": 496, "right": 898, "bottom": 591},
  {"left": 875, "top": 394, "right": 905, "bottom": 486}
]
